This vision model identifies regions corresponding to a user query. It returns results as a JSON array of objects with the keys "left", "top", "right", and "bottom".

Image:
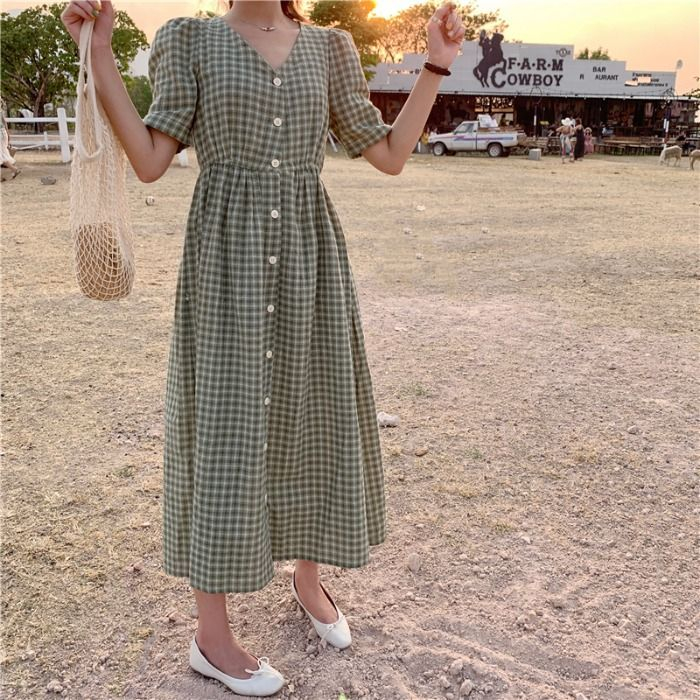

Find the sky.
[{"left": 2, "top": 0, "right": 698, "bottom": 93}]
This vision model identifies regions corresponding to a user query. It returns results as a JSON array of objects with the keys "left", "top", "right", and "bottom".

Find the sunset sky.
[{"left": 2, "top": 0, "right": 698, "bottom": 93}]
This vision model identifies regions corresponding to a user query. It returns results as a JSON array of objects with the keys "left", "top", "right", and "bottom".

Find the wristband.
[{"left": 423, "top": 61, "right": 451, "bottom": 76}]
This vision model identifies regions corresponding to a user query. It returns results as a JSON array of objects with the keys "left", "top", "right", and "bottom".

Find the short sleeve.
[
  {"left": 328, "top": 28, "right": 392, "bottom": 159},
  {"left": 143, "top": 17, "right": 200, "bottom": 154}
]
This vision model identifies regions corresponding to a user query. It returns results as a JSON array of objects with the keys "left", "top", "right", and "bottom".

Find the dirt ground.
[{"left": 1, "top": 147, "right": 698, "bottom": 700}]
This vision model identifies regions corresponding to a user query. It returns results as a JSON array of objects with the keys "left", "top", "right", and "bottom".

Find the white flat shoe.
[
  {"left": 291, "top": 571, "right": 352, "bottom": 649},
  {"left": 189, "top": 636, "right": 285, "bottom": 697}
]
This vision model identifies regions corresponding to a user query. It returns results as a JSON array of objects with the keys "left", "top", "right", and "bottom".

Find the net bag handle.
[{"left": 74, "top": 19, "right": 104, "bottom": 161}]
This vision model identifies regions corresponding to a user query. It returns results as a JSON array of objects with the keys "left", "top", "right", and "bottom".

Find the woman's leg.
[
  {"left": 193, "top": 588, "right": 261, "bottom": 679},
  {"left": 294, "top": 559, "right": 339, "bottom": 623}
]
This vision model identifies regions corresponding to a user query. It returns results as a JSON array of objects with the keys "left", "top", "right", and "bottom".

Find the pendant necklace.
[{"left": 231, "top": 16, "right": 280, "bottom": 32}]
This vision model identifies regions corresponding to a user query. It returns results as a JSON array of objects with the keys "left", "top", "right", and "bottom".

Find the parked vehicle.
[{"left": 429, "top": 120, "right": 527, "bottom": 157}]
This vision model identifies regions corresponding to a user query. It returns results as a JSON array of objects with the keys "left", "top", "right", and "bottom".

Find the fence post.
[{"left": 57, "top": 108, "right": 71, "bottom": 162}]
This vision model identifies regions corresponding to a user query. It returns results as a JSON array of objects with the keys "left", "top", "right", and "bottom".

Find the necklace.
[{"left": 230, "top": 15, "right": 281, "bottom": 32}]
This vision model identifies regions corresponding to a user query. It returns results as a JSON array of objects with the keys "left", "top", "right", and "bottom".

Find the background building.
[{"left": 368, "top": 39, "right": 698, "bottom": 138}]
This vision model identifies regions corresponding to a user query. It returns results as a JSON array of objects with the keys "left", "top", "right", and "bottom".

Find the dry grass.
[{"left": 2, "top": 148, "right": 698, "bottom": 699}]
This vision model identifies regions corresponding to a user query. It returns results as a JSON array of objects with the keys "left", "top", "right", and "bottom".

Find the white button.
[
  {"left": 268, "top": 255, "right": 277, "bottom": 265},
  {"left": 265, "top": 350, "right": 273, "bottom": 359},
  {"left": 263, "top": 441, "right": 268, "bottom": 451},
  {"left": 273, "top": 77, "right": 282, "bottom": 86},
  {"left": 273, "top": 117, "right": 282, "bottom": 127},
  {"left": 264, "top": 396, "right": 271, "bottom": 406},
  {"left": 271, "top": 158, "right": 280, "bottom": 168},
  {"left": 267, "top": 304, "right": 275, "bottom": 313},
  {"left": 270, "top": 209, "right": 279, "bottom": 218}
]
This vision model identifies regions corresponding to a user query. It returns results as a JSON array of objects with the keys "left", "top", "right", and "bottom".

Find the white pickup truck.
[{"left": 428, "top": 120, "right": 527, "bottom": 157}]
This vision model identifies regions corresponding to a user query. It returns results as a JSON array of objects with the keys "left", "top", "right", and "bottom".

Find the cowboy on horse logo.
[{"left": 473, "top": 29, "right": 506, "bottom": 87}]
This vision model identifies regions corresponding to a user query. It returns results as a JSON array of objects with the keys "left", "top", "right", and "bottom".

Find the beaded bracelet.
[{"left": 423, "top": 61, "right": 451, "bottom": 76}]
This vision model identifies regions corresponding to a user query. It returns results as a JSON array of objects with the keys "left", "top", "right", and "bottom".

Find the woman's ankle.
[
  {"left": 196, "top": 626, "right": 232, "bottom": 648},
  {"left": 295, "top": 559, "right": 319, "bottom": 578}
]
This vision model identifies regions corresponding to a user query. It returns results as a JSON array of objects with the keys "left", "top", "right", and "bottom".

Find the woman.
[
  {"left": 584, "top": 126, "right": 594, "bottom": 154},
  {"left": 60, "top": 1, "right": 465, "bottom": 696},
  {"left": 573, "top": 118, "right": 585, "bottom": 160}
]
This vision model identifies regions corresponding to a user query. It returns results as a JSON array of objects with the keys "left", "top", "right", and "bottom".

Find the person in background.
[
  {"left": 0, "top": 104, "right": 20, "bottom": 180},
  {"left": 584, "top": 126, "right": 594, "bottom": 154},
  {"left": 556, "top": 117, "right": 574, "bottom": 163},
  {"left": 573, "top": 118, "right": 585, "bottom": 161},
  {"left": 419, "top": 128, "right": 430, "bottom": 153},
  {"left": 675, "top": 131, "right": 693, "bottom": 156}
]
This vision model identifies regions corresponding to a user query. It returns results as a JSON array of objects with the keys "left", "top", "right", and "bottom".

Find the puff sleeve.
[
  {"left": 328, "top": 28, "right": 392, "bottom": 159},
  {"left": 143, "top": 17, "right": 200, "bottom": 154}
]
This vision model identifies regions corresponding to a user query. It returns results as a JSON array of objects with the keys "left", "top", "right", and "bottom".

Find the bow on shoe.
[
  {"left": 245, "top": 656, "right": 285, "bottom": 680},
  {"left": 318, "top": 611, "right": 347, "bottom": 644}
]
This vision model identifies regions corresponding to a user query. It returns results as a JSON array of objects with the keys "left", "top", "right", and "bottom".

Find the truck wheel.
[
  {"left": 432, "top": 142, "right": 447, "bottom": 156},
  {"left": 487, "top": 142, "right": 504, "bottom": 158}
]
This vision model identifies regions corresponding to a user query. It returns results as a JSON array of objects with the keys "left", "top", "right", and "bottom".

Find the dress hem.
[{"left": 163, "top": 535, "right": 386, "bottom": 593}]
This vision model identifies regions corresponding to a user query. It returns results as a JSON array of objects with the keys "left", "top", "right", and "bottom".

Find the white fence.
[
  {"left": 6, "top": 109, "right": 422, "bottom": 163},
  {"left": 6, "top": 108, "right": 74, "bottom": 162},
  {"left": 6, "top": 107, "right": 190, "bottom": 166}
]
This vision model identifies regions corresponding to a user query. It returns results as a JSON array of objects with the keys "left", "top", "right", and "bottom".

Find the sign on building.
[{"left": 369, "top": 37, "right": 676, "bottom": 98}]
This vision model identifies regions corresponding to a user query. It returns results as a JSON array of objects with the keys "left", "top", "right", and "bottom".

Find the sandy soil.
[{"left": 2, "top": 148, "right": 698, "bottom": 700}]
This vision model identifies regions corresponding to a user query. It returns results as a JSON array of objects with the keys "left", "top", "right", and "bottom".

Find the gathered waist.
[{"left": 202, "top": 158, "right": 322, "bottom": 174}]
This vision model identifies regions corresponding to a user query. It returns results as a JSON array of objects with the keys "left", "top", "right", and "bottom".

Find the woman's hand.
[
  {"left": 60, "top": 0, "right": 115, "bottom": 49},
  {"left": 425, "top": 2, "right": 465, "bottom": 70}
]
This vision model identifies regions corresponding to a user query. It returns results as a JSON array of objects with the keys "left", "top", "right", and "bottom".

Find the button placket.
[{"left": 263, "top": 84, "right": 285, "bottom": 469}]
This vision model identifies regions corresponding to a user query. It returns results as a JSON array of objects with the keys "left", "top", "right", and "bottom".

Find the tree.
[
  {"left": 0, "top": 3, "right": 148, "bottom": 119},
  {"left": 576, "top": 47, "right": 611, "bottom": 60},
  {"left": 124, "top": 75, "right": 152, "bottom": 118},
  {"left": 683, "top": 76, "right": 700, "bottom": 100},
  {"left": 309, "top": 0, "right": 385, "bottom": 75},
  {"left": 378, "top": 1, "right": 504, "bottom": 62}
]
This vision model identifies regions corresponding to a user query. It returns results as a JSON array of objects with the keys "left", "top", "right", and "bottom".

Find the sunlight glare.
[{"left": 370, "top": 0, "right": 418, "bottom": 18}]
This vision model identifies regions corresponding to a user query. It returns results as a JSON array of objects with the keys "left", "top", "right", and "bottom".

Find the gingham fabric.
[{"left": 142, "top": 16, "right": 391, "bottom": 593}]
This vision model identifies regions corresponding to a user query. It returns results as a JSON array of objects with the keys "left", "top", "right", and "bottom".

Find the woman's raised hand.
[
  {"left": 425, "top": 2, "right": 466, "bottom": 70},
  {"left": 60, "top": 0, "right": 115, "bottom": 48}
]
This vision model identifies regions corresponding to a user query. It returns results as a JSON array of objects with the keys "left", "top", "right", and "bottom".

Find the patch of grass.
[
  {"left": 84, "top": 568, "right": 107, "bottom": 585},
  {"left": 434, "top": 482, "right": 479, "bottom": 499},
  {"left": 114, "top": 465, "right": 135, "bottom": 478},
  {"left": 132, "top": 626, "right": 154, "bottom": 640},
  {"left": 466, "top": 447, "right": 485, "bottom": 461},
  {"left": 400, "top": 381, "right": 434, "bottom": 398},
  {"left": 491, "top": 520, "right": 516, "bottom": 535},
  {"left": 572, "top": 446, "right": 601, "bottom": 465},
  {"left": 106, "top": 683, "right": 127, "bottom": 696}
]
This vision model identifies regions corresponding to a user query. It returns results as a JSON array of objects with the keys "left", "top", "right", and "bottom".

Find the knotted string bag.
[{"left": 69, "top": 19, "right": 135, "bottom": 300}]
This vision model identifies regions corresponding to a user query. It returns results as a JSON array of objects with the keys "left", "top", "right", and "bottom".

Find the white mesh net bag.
[{"left": 70, "top": 19, "right": 135, "bottom": 301}]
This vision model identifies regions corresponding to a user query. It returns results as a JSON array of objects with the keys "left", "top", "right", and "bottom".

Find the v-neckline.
[{"left": 217, "top": 16, "right": 304, "bottom": 74}]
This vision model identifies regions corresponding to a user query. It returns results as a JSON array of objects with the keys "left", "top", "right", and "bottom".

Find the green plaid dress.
[{"left": 142, "top": 16, "right": 391, "bottom": 593}]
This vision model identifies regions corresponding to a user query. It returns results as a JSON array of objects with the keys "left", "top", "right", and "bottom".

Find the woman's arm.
[
  {"left": 91, "top": 46, "right": 180, "bottom": 182},
  {"left": 92, "top": 46, "right": 179, "bottom": 182},
  {"left": 361, "top": 2, "right": 465, "bottom": 176},
  {"left": 61, "top": 1, "right": 179, "bottom": 183}
]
